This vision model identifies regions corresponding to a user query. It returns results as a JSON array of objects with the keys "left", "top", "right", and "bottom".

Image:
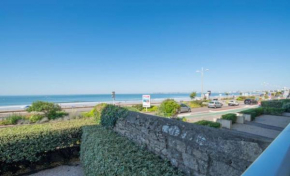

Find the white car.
[{"left": 228, "top": 100, "right": 239, "bottom": 106}]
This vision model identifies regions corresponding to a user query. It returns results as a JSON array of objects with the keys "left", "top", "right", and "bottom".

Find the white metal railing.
[{"left": 242, "top": 123, "right": 290, "bottom": 176}]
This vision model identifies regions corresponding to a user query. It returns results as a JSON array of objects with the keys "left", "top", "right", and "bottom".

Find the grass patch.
[
  {"left": 81, "top": 125, "right": 184, "bottom": 176},
  {"left": 0, "top": 114, "right": 25, "bottom": 125}
]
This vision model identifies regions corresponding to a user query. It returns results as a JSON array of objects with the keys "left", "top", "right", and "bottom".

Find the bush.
[
  {"left": 221, "top": 113, "right": 237, "bottom": 123},
  {"left": 190, "top": 91, "right": 197, "bottom": 99},
  {"left": 282, "top": 103, "right": 290, "bottom": 112},
  {"left": 176, "top": 117, "right": 188, "bottom": 122},
  {"left": 29, "top": 114, "right": 44, "bottom": 123},
  {"left": 82, "top": 103, "right": 108, "bottom": 122},
  {"left": 261, "top": 100, "right": 284, "bottom": 108},
  {"left": 100, "top": 105, "right": 128, "bottom": 128},
  {"left": 240, "top": 108, "right": 264, "bottom": 120},
  {"left": 0, "top": 118, "right": 95, "bottom": 164},
  {"left": 157, "top": 99, "right": 180, "bottom": 117},
  {"left": 132, "top": 104, "right": 143, "bottom": 111},
  {"left": 0, "top": 114, "right": 25, "bottom": 125},
  {"left": 263, "top": 107, "right": 285, "bottom": 116},
  {"left": 26, "top": 101, "right": 63, "bottom": 119},
  {"left": 195, "top": 120, "right": 221, "bottom": 128},
  {"left": 142, "top": 105, "right": 159, "bottom": 112},
  {"left": 80, "top": 126, "right": 183, "bottom": 176}
]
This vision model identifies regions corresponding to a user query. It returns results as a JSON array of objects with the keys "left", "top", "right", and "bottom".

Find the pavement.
[{"left": 29, "top": 162, "right": 84, "bottom": 176}]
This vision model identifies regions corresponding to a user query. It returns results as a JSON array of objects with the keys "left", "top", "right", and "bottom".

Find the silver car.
[
  {"left": 208, "top": 101, "right": 223, "bottom": 108},
  {"left": 179, "top": 104, "right": 191, "bottom": 113}
]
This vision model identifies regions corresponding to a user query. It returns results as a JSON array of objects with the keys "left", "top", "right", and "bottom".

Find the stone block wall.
[{"left": 114, "top": 112, "right": 271, "bottom": 176}]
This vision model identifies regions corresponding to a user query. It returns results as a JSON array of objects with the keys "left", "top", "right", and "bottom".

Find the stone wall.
[{"left": 114, "top": 112, "right": 271, "bottom": 176}]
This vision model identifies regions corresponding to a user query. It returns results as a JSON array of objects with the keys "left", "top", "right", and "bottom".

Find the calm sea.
[{"left": 0, "top": 93, "right": 240, "bottom": 107}]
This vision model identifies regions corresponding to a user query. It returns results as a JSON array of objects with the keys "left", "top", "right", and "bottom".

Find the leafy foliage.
[
  {"left": 194, "top": 120, "right": 221, "bottom": 128},
  {"left": 236, "top": 96, "right": 256, "bottom": 101},
  {"left": 282, "top": 103, "right": 290, "bottom": 112},
  {"left": 82, "top": 103, "right": 108, "bottom": 123},
  {"left": 0, "top": 119, "right": 95, "bottom": 164},
  {"left": 263, "top": 107, "right": 285, "bottom": 116},
  {"left": 132, "top": 104, "right": 144, "bottom": 111},
  {"left": 190, "top": 92, "right": 197, "bottom": 99},
  {"left": 0, "top": 114, "right": 25, "bottom": 125},
  {"left": 240, "top": 108, "right": 264, "bottom": 120},
  {"left": 221, "top": 113, "right": 237, "bottom": 123},
  {"left": 26, "top": 101, "right": 64, "bottom": 119},
  {"left": 29, "top": 114, "right": 44, "bottom": 123},
  {"left": 261, "top": 100, "right": 284, "bottom": 108},
  {"left": 100, "top": 105, "right": 128, "bottom": 128},
  {"left": 80, "top": 125, "right": 184, "bottom": 176},
  {"left": 157, "top": 99, "right": 180, "bottom": 117}
]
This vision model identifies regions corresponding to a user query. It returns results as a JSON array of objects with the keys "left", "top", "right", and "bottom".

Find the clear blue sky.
[{"left": 0, "top": 0, "right": 289, "bottom": 95}]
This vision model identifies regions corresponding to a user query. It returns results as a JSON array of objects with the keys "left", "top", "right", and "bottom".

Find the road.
[{"left": 178, "top": 104, "right": 258, "bottom": 123}]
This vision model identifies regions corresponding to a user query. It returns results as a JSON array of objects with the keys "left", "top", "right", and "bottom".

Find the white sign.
[{"left": 142, "top": 95, "right": 151, "bottom": 108}]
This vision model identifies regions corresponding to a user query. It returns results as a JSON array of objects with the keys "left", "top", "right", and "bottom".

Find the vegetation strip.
[{"left": 81, "top": 125, "right": 184, "bottom": 176}]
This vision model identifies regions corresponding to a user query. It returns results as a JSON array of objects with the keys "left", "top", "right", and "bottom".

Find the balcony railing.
[{"left": 242, "top": 123, "right": 290, "bottom": 176}]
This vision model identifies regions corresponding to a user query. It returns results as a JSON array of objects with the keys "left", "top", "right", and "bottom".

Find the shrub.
[
  {"left": 100, "top": 105, "right": 128, "bottom": 128},
  {"left": 0, "top": 114, "right": 24, "bottom": 125},
  {"left": 82, "top": 103, "right": 108, "bottom": 122},
  {"left": 132, "top": 104, "right": 143, "bottom": 111},
  {"left": 261, "top": 100, "right": 284, "bottom": 108},
  {"left": 263, "top": 107, "right": 285, "bottom": 116},
  {"left": 29, "top": 114, "right": 44, "bottom": 123},
  {"left": 176, "top": 117, "right": 188, "bottom": 122},
  {"left": 142, "top": 105, "right": 159, "bottom": 112},
  {"left": 190, "top": 91, "right": 197, "bottom": 99},
  {"left": 195, "top": 120, "right": 221, "bottom": 128},
  {"left": 80, "top": 126, "right": 183, "bottom": 176},
  {"left": 26, "top": 101, "right": 63, "bottom": 119},
  {"left": 240, "top": 108, "right": 264, "bottom": 120},
  {"left": 221, "top": 113, "right": 237, "bottom": 123},
  {"left": 0, "top": 118, "right": 95, "bottom": 164},
  {"left": 282, "top": 103, "right": 290, "bottom": 112},
  {"left": 157, "top": 99, "right": 180, "bottom": 117}
]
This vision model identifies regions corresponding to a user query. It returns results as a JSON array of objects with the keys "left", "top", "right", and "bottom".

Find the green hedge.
[
  {"left": 221, "top": 113, "right": 237, "bottom": 123},
  {"left": 261, "top": 100, "right": 284, "bottom": 108},
  {"left": 263, "top": 107, "right": 285, "bottom": 116},
  {"left": 100, "top": 105, "right": 128, "bottom": 128},
  {"left": 80, "top": 125, "right": 184, "bottom": 176},
  {"left": 0, "top": 119, "right": 95, "bottom": 163},
  {"left": 240, "top": 108, "right": 264, "bottom": 120},
  {"left": 194, "top": 120, "right": 221, "bottom": 128}
]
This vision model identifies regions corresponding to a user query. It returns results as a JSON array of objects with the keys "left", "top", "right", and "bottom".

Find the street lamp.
[{"left": 196, "top": 67, "right": 209, "bottom": 99}]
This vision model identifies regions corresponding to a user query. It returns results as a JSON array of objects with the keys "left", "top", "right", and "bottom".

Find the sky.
[{"left": 0, "top": 0, "right": 290, "bottom": 95}]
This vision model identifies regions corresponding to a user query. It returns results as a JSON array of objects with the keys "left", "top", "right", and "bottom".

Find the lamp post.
[{"left": 196, "top": 67, "right": 209, "bottom": 99}]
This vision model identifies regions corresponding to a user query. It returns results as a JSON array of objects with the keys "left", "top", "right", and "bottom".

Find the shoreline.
[{"left": 0, "top": 97, "right": 192, "bottom": 112}]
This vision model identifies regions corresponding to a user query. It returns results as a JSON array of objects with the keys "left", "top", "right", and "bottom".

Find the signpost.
[
  {"left": 112, "top": 91, "right": 115, "bottom": 105},
  {"left": 142, "top": 95, "right": 151, "bottom": 112}
]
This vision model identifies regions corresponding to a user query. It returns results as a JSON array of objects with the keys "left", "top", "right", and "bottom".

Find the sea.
[{"left": 0, "top": 93, "right": 239, "bottom": 111}]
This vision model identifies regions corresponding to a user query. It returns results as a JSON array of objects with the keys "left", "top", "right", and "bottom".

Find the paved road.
[{"left": 179, "top": 104, "right": 258, "bottom": 123}]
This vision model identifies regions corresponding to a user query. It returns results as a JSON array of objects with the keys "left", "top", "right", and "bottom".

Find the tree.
[
  {"left": 190, "top": 92, "right": 197, "bottom": 100},
  {"left": 26, "top": 101, "right": 62, "bottom": 119},
  {"left": 157, "top": 99, "right": 180, "bottom": 118},
  {"left": 225, "top": 92, "right": 229, "bottom": 98}
]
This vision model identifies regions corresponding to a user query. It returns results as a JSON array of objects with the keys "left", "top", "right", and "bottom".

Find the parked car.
[
  {"left": 228, "top": 100, "right": 239, "bottom": 106},
  {"left": 179, "top": 104, "right": 191, "bottom": 113},
  {"left": 208, "top": 101, "right": 223, "bottom": 108},
  {"left": 244, "top": 99, "right": 258, "bottom": 105}
]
